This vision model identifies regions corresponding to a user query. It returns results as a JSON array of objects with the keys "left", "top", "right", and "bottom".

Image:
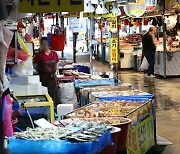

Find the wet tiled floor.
[
  {"left": 92, "top": 60, "right": 180, "bottom": 154},
  {"left": 65, "top": 51, "right": 180, "bottom": 154}
]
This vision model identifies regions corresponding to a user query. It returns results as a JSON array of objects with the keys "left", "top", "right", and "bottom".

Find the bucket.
[
  {"left": 12, "top": 117, "right": 18, "bottom": 132},
  {"left": 112, "top": 118, "right": 132, "bottom": 152},
  {"left": 100, "top": 127, "right": 121, "bottom": 154}
]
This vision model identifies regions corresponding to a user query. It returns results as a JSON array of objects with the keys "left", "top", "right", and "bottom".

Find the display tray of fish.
[
  {"left": 80, "top": 85, "right": 132, "bottom": 97},
  {"left": 65, "top": 100, "right": 147, "bottom": 118},
  {"left": 13, "top": 121, "right": 110, "bottom": 142},
  {"left": 90, "top": 90, "right": 148, "bottom": 98}
]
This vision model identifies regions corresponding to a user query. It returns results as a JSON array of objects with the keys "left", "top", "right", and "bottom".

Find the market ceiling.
[{"left": 5, "top": 0, "right": 180, "bottom": 19}]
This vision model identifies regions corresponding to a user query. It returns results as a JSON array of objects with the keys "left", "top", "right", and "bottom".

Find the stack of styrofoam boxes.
[{"left": 10, "top": 75, "right": 48, "bottom": 96}]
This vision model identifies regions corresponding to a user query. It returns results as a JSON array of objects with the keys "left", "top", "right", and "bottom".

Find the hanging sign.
[
  {"left": 110, "top": 38, "right": 118, "bottom": 64},
  {"left": 124, "top": 0, "right": 146, "bottom": 18},
  {"left": 145, "top": 0, "right": 157, "bottom": 11},
  {"left": 110, "top": 17, "right": 117, "bottom": 32},
  {"left": 18, "top": 0, "right": 84, "bottom": 13}
]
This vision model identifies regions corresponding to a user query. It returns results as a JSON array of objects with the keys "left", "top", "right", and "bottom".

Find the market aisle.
[
  {"left": 65, "top": 50, "right": 180, "bottom": 153},
  {"left": 92, "top": 60, "right": 180, "bottom": 154}
]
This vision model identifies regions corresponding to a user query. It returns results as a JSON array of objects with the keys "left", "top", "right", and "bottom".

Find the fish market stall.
[
  {"left": 79, "top": 85, "right": 146, "bottom": 106},
  {"left": 64, "top": 97, "right": 155, "bottom": 154},
  {"left": 74, "top": 79, "right": 121, "bottom": 106},
  {"left": 8, "top": 120, "right": 113, "bottom": 154},
  {"left": 90, "top": 90, "right": 151, "bottom": 102}
]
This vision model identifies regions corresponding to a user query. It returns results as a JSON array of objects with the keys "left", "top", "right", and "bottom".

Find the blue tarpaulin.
[
  {"left": 99, "top": 94, "right": 154, "bottom": 102},
  {"left": 8, "top": 131, "right": 113, "bottom": 154},
  {"left": 74, "top": 79, "right": 121, "bottom": 88}
]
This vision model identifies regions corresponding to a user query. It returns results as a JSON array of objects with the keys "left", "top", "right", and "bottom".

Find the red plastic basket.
[{"left": 51, "top": 34, "right": 66, "bottom": 51}]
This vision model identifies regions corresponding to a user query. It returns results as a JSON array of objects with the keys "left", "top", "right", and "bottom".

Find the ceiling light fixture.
[
  {"left": 96, "top": 0, "right": 108, "bottom": 14},
  {"left": 84, "top": 0, "right": 95, "bottom": 13},
  {"left": 112, "top": 2, "right": 121, "bottom": 15},
  {"left": 91, "top": 0, "right": 99, "bottom": 4}
]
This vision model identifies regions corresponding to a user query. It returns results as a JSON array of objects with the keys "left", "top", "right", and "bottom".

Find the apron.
[{"left": 38, "top": 52, "right": 60, "bottom": 107}]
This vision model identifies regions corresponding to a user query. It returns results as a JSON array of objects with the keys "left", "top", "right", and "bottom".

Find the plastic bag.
[
  {"left": 12, "top": 57, "right": 33, "bottom": 76},
  {"left": 139, "top": 56, "right": 149, "bottom": 71},
  {"left": 18, "top": 49, "right": 29, "bottom": 61},
  {"left": 0, "top": 22, "right": 14, "bottom": 49},
  {"left": 0, "top": 22, "right": 13, "bottom": 95},
  {"left": 59, "top": 83, "right": 78, "bottom": 109},
  {"left": 12, "top": 63, "right": 27, "bottom": 76},
  {"left": 1, "top": 94, "right": 13, "bottom": 137},
  {"left": 17, "top": 32, "right": 30, "bottom": 55}
]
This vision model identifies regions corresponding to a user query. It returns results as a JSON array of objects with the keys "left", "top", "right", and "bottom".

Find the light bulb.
[
  {"left": 84, "top": 0, "right": 95, "bottom": 13},
  {"left": 84, "top": 2, "right": 89, "bottom": 13},
  {"left": 88, "top": 0, "right": 95, "bottom": 12},
  {"left": 112, "top": 2, "right": 121, "bottom": 15},
  {"left": 101, "top": 1, "right": 108, "bottom": 14},
  {"left": 96, "top": 1, "right": 103, "bottom": 14},
  {"left": 91, "top": 0, "right": 99, "bottom": 4}
]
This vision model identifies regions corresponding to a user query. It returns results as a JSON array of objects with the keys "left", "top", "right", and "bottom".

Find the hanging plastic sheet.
[
  {"left": 9, "top": 131, "right": 113, "bottom": 154},
  {"left": 0, "top": 22, "right": 13, "bottom": 96},
  {"left": 1, "top": 93, "right": 13, "bottom": 137}
]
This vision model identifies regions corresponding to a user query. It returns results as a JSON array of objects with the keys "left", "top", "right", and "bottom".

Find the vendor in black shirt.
[{"left": 142, "top": 27, "right": 156, "bottom": 77}]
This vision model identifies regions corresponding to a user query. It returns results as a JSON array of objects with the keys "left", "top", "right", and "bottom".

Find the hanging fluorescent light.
[
  {"left": 91, "top": 0, "right": 98, "bottom": 4},
  {"left": 96, "top": 0, "right": 108, "bottom": 14},
  {"left": 112, "top": 2, "right": 121, "bottom": 15},
  {"left": 84, "top": 0, "right": 95, "bottom": 13}
]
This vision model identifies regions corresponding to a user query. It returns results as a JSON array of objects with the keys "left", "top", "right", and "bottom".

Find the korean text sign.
[
  {"left": 110, "top": 38, "right": 118, "bottom": 64},
  {"left": 18, "top": 0, "right": 84, "bottom": 13}
]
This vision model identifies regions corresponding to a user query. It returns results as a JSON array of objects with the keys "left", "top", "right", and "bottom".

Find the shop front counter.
[{"left": 155, "top": 50, "right": 180, "bottom": 76}]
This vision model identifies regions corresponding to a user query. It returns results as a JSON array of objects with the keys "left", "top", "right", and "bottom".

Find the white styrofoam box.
[
  {"left": 10, "top": 82, "right": 42, "bottom": 90},
  {"left": 10, "top": 83, "right": 48, "bottom": 95},
  {"left": 57, "top": 104, "right": 74, "bottom": 119},
  {"left": 10, "top": 75, "right": 40, "bottom": 85},
  {"left": 11, "top": 88, "right": 48, "bottom": 96}
]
